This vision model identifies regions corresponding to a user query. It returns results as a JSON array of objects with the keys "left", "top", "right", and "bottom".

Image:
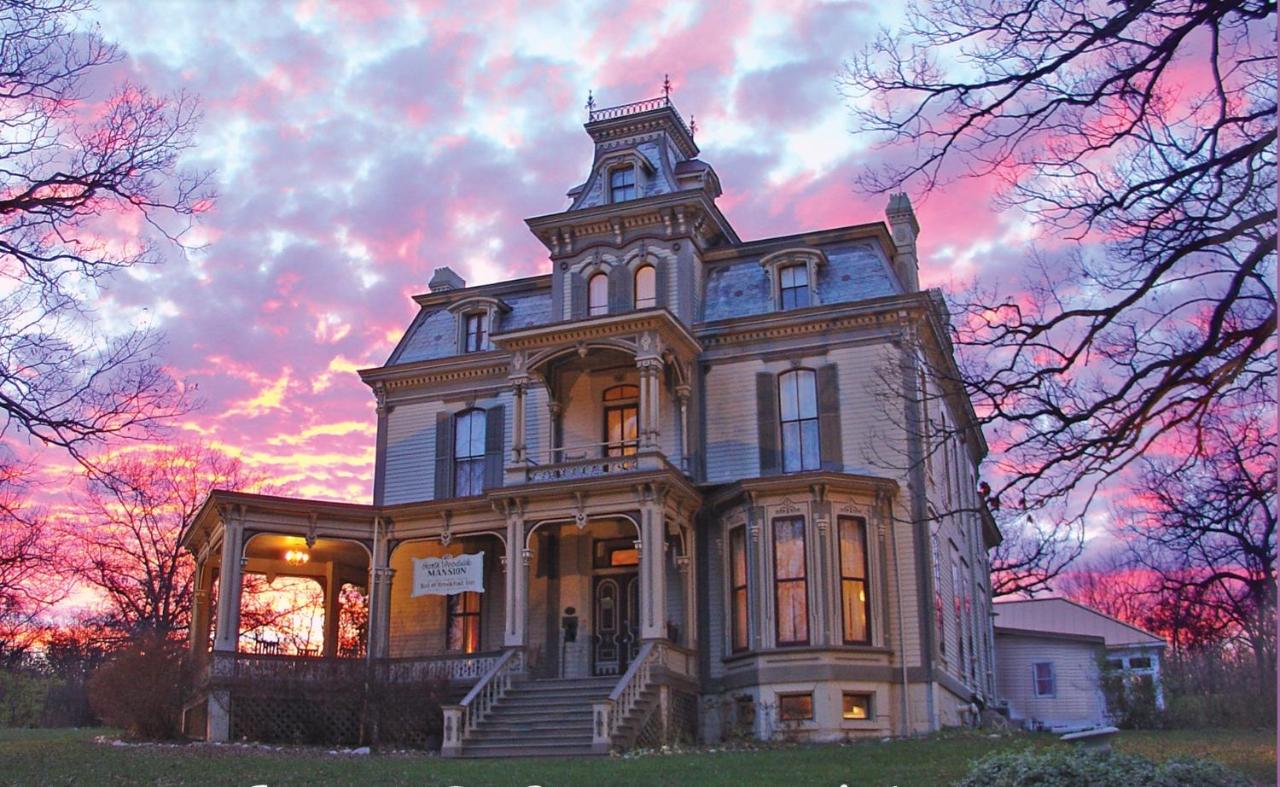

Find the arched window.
[
  {"left": 634, "top": 265, "right": 656, "bottom": 309},
  {"left": 779, "top": 264, "right": 810, "bottom": 309},
  {"left": 603, "top": 385, "right": 639, "bottom": 457},
  {"left": 778, "top": 369, "right": 819, "bottom": 472},
  {"left": 610, "top": 166, "right": 636, "bottom": 202},
  {"left": 453, "top": 409, "right": 486, "bottom": 496},
  {"left": 588, "top": 272, "right": 608, "bottom": 317}
]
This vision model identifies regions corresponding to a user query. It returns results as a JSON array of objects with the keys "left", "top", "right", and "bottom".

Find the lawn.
[{"left": 0, "top": 727, "right": 1273, "bottom": 786}]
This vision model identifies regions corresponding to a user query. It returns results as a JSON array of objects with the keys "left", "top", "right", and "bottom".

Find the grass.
[{"left": 0, "top": 726, "right": 1273, "bottom": 786}]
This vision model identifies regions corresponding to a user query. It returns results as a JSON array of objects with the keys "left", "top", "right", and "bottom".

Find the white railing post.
[
  {"left": 592, "top": 700, "right": 614, "bottom": 754},
  {"left": 441, "top": 705, "right": 463, "bottom": 757}
]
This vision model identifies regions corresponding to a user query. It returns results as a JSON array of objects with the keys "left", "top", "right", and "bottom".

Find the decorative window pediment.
[
  {"left": 447, "top": 296, "right": 510, "bottom": 354},
  {"left": 760, "top": 248, "right": 828, "bottom": 311},
  {"left": 599, "top": 151, "right": 656, "bottom": 204}
]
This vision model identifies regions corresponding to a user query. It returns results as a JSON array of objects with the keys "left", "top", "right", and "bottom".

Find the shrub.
[
  {"left": 0, "top": 671, "right": 54, "bottom": 726},
  {"left": 955, "top": 747, "right": 1250, "bottom": 787},
  {"left": 87, "top": 635, "right": 187, "bottom": 739}
]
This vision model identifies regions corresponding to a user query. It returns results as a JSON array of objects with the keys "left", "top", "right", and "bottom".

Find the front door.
[{"left": 592, "top": 572, "right": 639, "bottom": 676}]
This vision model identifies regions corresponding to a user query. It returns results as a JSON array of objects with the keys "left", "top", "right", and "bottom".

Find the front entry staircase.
[
  {"left": 442, "top": 642, "right": 691, "bottom": 758},
  {"left": 458, "top": 677, "right": 616, "bottom": 757}
]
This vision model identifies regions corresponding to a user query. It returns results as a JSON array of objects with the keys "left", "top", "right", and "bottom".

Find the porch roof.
[{"left": 491, "top": 307, "right": 701, "bottom": 372}]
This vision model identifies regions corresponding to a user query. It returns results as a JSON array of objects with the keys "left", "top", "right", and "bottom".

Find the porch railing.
[
  {"left": 441, "top": 648, "right": 525, "bottom": 756},
  {"left": 592, "top": 640, "right": 660, "bottom": 751},
  {"left": 206, "top": 650, "right": 503, "bottom": 685}
]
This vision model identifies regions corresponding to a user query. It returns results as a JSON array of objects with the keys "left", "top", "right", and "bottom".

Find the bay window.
[{"left": 773, "top": 516, "right": 808, "bottom": 646}]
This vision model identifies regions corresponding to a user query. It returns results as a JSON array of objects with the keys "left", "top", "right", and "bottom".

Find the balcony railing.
[
  {"left": 513, "top": 441, "right": 669, "bottom": 484},
  {"left": 588, "top": 95, "right": 694, "bottom": 138}
]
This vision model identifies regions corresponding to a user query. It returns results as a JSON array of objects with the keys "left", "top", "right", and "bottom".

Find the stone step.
[
  {"left": 476, "top": 721, "right": 594, "bottom": 735},
  {"left": 523, "top": 678, "right": 616, "bottom": 688},
  {"left": 494, "top": 701, "right": 604, "bottom": 711},
  {"left": 467, "top": 727, "right": 594, "bottom": 743},
  {"left": 459, "top": 744, "right": 600, "bottom": 758}
]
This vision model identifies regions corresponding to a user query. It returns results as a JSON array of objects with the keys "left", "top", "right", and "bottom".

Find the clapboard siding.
[
  {"left": 382, "top": 400, "right": 443, "bottom": 505},
  {"left": 387, "top": 538, "right": 506, "bottom": 658},
  {"left": 996, "top": 633, "right": 1106, "bottom": 729}
]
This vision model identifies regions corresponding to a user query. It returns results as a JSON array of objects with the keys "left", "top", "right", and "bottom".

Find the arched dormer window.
[
  {"left": 778, "top": 369, "right": 819, "bottom": 472},
  {"left": 447, "top": 296, "right": 508, "bottom": 354},
  {"left": 610, "top": 165, "right": 637, "bottom": 202},
  {"left": 453, "top": 409, "right": 486, "bottom": 496},
  {"left": 761, "top": 248, "right": 827, "bottom": 312},
  {"left": 588, "top": 272, "right": 609, "bottom": 316},
  {"left": 634, "top": 265, "right": 656, "bottom": 309}
]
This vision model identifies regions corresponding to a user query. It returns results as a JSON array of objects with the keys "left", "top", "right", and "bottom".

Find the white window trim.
[
  {"left": 760, "top": 248, "right": 827, "bottom": 311},
  {"left": 447, "top": 296, "right": 509, "bottom": 354},
  {"left": 1032, "top": 661, "right": 1057, "bottom": 698}
]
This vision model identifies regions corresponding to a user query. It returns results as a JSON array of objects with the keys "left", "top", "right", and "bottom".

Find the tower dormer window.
[
  {"left": 588, "top": 272, "right": 608, "bottom": 316},
  {"left": 609, "top": 166, "right": 636, "bottom": 203},
  {"left": 634, "top": 265, "right": 656, "bottom": 309},
  {"left": 463, "top": 312, "right": 487, "bottom": 353},
  {"left": 779, "top": 264, "right": 810, "bottom": 310}
]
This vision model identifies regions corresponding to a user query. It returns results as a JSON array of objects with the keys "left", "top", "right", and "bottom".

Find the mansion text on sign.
[{"left": 412, "top": 553, "right": 485, "bottom": 596}]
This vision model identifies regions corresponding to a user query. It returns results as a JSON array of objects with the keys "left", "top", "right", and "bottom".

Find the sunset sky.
[{"left": 30, "top": 1, "right": 1042, "bottom": 539}]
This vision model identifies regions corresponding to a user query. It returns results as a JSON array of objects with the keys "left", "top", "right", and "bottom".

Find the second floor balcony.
[{"left": 492, "top": 309, "right": 699, "bottom": 487}]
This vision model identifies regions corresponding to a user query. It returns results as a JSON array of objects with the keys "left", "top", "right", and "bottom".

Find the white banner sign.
[{"left": 411, "top": 552, "right": 485, "bottom": 597}]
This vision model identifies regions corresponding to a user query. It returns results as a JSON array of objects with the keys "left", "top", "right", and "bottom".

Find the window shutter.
[
  {"left": 654, "top": 260, "right": 669, "bottom": 309},
  {"left": 484, "top": 405, "right": 505, "bottom": 490},
  {"left": 756, "top": 373, "right": 780, "bottom": 475},
  {"left": 570, "top": 273, "right": 587, "bottom": 320},
  {"left": 434, "top": 412, "right": 454, "bottom": 500},
  {"left": 608, "top": 263, "right": 630, "bottom": 314},
  {"left": 817, "top": 364, "right": 843, "bottom": 471}
]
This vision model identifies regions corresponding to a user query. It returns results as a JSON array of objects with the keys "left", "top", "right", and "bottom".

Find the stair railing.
[
  {"left": 441, "top": 648, "right": 524, "bottom": 757},
  {"left": 592, "top": 640, "right": 660, "bottom": 752}
]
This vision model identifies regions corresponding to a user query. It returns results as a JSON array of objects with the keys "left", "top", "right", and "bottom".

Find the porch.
[{"left": 180, "top": 485, "right": 704, "bottom": 753}]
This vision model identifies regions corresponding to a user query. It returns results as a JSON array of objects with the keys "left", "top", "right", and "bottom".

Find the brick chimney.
[
  {"left": 428, "top": 266, "right": 466, "bottom": 292},
  {"left": 885, "top": 193, "right": 920, "bottom": 293}
]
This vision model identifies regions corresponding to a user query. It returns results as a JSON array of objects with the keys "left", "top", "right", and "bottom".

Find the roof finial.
[
  {"left": 585, "top": 89, "right": 596, "bottom": 118},
  {"left": 689, "top": 114, "right": 697, "bottom": 137},
  {"left": 663, "top": 73, "right": 672, "bottom": 101}
]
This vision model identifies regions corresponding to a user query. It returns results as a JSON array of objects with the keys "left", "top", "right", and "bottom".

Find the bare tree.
[
  {"left": 1121, "top": 392, "right": 1276, "bottom": 697},
  {"left": 0, "top": 0, "right": 212, "bottom": 467},
  {"left": 843, "top": 0, "right": 1276, "bottom": 558},
  {"left": 0, "top": 460, "right": 60, "bottom": 659},
  {"left": 69, "top": 443, "right": 262, "bottom": 641}
]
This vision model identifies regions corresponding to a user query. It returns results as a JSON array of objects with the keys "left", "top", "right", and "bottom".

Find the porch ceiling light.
[{"left": 284, "top": 549, "right": 311, "bottom": 566}]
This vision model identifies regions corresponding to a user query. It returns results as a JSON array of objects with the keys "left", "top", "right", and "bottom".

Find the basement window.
[{"left": 777, "top": 693, "right": 813, "bottom": 721}]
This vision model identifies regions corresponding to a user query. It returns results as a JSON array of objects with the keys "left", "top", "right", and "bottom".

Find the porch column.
[
  {"left": 503, "top": 510, "right": 528, "bottom": 648},
  {"left": 679, "top": 528, "right": 697, "bottom": 648},
  {"left": 637, "top": 358, "right": 662, "bottom": 448},
  {"left": 547, "top": 400, "right": 561, "bottom": 463},
  {"left": 511, "top": 378, "right": 528, "bottom": 463},
  {"left": 189, "top": 559, "right": 212, "bottom": 657},
  {"left": 638, "top": 485, "right": 667, "bottom": 640},
  {"left": 322, "top": 567, "right": 340, "bottom": 659},
  {"left": 212, "top": 509, "right": 245, "bottom": 653},
  {"left": 366, "top": 516, "right": 393, "bottom": 660},
  {"left": 675, "top": 384, "right": 690, "bottom": 470}
]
